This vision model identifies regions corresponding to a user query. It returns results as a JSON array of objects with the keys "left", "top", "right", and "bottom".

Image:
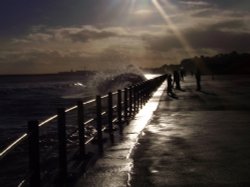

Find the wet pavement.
[{"left": 76, "top": 75, "right": 250, "bottom": 187}]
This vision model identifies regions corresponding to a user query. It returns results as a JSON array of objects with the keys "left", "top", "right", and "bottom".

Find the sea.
[{"left": 0, "top": 74, "right": 87, "bottom": 149}]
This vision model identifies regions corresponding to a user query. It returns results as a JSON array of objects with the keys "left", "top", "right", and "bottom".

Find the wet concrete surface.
[
  {"left": 76, "top": 75, "right": 250, "bottom": 187},
  {"left": 129, "top": 76, "right": 250, "bottom": 187}
]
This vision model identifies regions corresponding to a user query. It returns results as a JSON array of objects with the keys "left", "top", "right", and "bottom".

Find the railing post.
[
  {"left": 77, "top": 101, "right": 85, "bottom": 158},
  {"left": 28, "top": 120, "right": 40, "bottom": 187},
  {"left": 96, "top": 95, "right": 103, "bottom": 155},
  {"left": 138, "top": 84, "right": 142, "bottom": 109},
  {"left": 57, "top": 108, "right": 67, "bottom": 184},
  {"left": 124, "top": 88, "right": 128, "bottom": 124},
  {"left": 133, "top": 86, "right": 137, "bottom": 115},
  {"left": 146, "top": 82, "right": 150, "bottom": 100},
  {"left": 140, "top": 83, "right": 144, "bottom": 106},
  {"left": 129, "top": 86, "right": 133, "bottom": 118},
  {"left": 141, "top": 83, "right": 146, "bottom": 105},
  {"left": 108, "top": 92, "right": 114, "bottom": 144},
  {"left": 136, "top": 85, "right": 139, "bottom": 112},
  {"left": 117, "top": 90, "right": 123, "bottom": 135}
]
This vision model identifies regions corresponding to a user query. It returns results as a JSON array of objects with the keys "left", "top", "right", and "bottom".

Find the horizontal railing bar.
[
  {"left": 65, "top": 105, "right": 77, "bottom": 113},
  {"left": 85, "top": 136, "right": 95, "bottom": 145},
  {"left": 101, "top": 94, "right": 108, "bottom": 99},
  {"left": 39, "top": 115, "right": 58, "bottom": 127},
  {"left": 83, "top": 99, "right": 95, "bottom": 105},
  {"left": 18, "top": 179, "right": 26, "bottom": 187},
  {"left": 84, "top": 118, "right": 95, "bottom": 125},
  {"left": 112, "top": 118, "right": 118, "bottom": 123},
  {"left": 0, "top": 133, "right": 27, "bottom": 159}
]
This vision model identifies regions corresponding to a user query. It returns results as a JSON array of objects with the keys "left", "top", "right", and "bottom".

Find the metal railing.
[{"left": 0, "top": 74, "right": 167, "bottom": 187}]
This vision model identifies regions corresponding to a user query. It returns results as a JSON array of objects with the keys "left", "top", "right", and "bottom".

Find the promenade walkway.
[{"left": 76, "top": 75, "right": 250, "bottom": 187}]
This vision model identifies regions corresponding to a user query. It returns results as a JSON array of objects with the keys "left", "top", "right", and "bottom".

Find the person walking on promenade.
[
  {"left": 167, "top": 74, "right": 173, "bottom": 95},
  {"left": 195, "top": 69, "right": 201, "bottom": 91},
  {"left": 167, "top": 74, "right": 178, "bottom": 98},
  {"left": 180, "top": 69, "right": 185, "bottom": 81},
  {"left": 173, "top": 70, "right": 181, "bottom": 90}
]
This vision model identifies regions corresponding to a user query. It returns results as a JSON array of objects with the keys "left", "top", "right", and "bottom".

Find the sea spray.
[{"left": 88, "top": 64, "right": 146, "bottom": 94}]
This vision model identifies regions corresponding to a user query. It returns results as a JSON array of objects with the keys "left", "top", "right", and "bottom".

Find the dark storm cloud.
[{"left": 0, "top": 0, "right": 119, "bottom": 37}]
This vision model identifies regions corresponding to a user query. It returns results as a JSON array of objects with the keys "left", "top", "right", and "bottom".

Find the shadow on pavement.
[
  {"left": 198, "top": 90, "right": 217, "bottom": 96},
  {"left": 167, "top": 92, "right": 179, "bottom": 99}
]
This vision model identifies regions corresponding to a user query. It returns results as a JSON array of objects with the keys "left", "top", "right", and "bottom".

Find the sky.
[{"left": 0, "top": 0, "right": 250, "bottom": 74}]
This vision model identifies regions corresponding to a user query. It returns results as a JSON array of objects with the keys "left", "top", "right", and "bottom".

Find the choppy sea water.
[{"left": 0, "top": 74, "right": 94, "bottom": 149}]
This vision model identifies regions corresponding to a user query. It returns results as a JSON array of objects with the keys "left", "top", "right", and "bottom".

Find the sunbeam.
[
  {"left": 129, "top": 0, "right": 137, "bottom": 13},
  {"left": 151, "top": 0, "right": 197, "bottom": 57}
]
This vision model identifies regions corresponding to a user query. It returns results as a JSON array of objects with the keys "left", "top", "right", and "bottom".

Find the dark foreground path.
[{"left": 129, "top": 75, "right": 250, "bottom": 187}]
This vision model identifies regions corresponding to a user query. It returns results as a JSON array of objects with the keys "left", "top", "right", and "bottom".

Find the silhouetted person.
[
  {"left": 195, "top": 69, "right": 201, "bottom": 91},
  {"left": 167, "top": 74, "right": 173, "bottom": 94},
  {"left": 173, "top": 70, "right": 181, "bottom": 90},
  {"left": 167, "top": 74, "right": 178, "bottom": 99},
  {"left": 211, "top": 72, "right": 215, "bottom": 80},
  {"left": 190, "top": 71, "right": 194, "bottom": 76},
  {"left": 180, "top": 69, "right": 185, "bottom": 81}
]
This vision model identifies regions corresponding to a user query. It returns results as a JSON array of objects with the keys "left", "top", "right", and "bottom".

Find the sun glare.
[
  {"left": 151, "top": 0, "right": 197, "bottom": 58},
  {"left": 129, "top": 0, "right": 137, "bottom": 13}
]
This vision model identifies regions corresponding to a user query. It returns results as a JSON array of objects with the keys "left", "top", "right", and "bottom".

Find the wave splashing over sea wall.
[{"left": 0, "top": 66, "right": 145, "bottom": 149}]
